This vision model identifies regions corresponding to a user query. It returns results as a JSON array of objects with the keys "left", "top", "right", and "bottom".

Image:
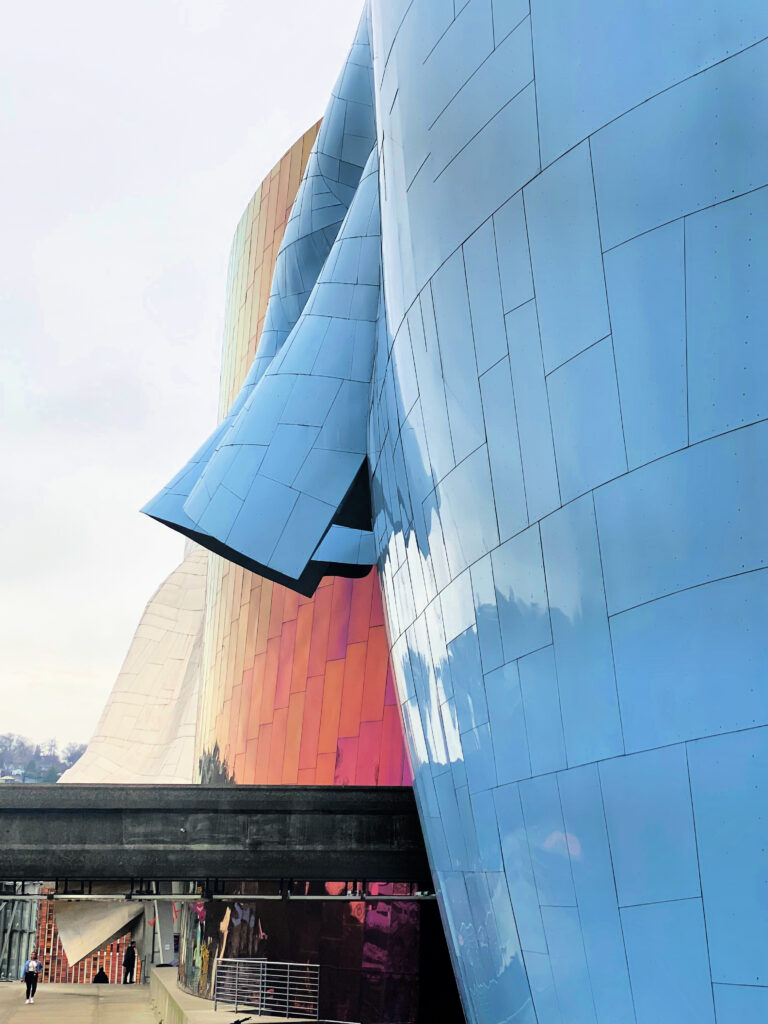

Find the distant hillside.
[{"left": 0, "top": 734, "right": 86, "bottom": 783}]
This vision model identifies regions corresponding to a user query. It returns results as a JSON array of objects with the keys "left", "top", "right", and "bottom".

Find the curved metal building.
[{"left": 145, "top": 3, "right": 768, "bottom": 1022}]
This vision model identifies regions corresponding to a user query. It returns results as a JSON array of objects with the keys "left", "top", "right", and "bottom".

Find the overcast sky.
[{"left": 0, "top": 0, "right": 364, "bottom": 748}]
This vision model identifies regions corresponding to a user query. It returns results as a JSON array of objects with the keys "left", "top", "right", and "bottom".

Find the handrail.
[{"left": 213, "top": 956, "right": 319, "bottom": 1019}]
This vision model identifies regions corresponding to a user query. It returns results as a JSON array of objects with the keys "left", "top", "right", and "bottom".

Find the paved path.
[{"left": 0, "top": 983, "right": 155, "bottom": 1024}]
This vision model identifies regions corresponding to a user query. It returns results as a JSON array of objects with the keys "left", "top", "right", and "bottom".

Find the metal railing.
[{"left": 214, "top": 957, "right": 319, "bottom": 1019}]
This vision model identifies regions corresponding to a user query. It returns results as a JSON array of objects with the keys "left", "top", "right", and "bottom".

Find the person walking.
[
  {"left": 22, "top": 951, "right": 42, "bottom": 1004},
  {"left": 122, "top": 941, "right": 137, "bottom": 984}
]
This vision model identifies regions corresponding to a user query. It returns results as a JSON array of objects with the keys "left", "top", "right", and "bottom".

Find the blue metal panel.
[
  {"left": 493, "top": 192, "right": 534, "bottom": 315},
  {"left": 494, "top": 783, "right": 547, "bottom": 954},
  {"left": 491, "top": 525, "right": 551, "bottom": 664},
  {"left": 505, "top": 300, "right": 560, "bottom": 522},
  {"left": 430, "top": 249, "right": 485, "bottom": 464},
  {"left": 599, "top": 744, "right": 700, "bottom": 907},
  {"left": 524, "top": 141, "right": 610, "bottom": 372},
  {"left": 438, "top": 447, "right": 499, "bottom": 577},
  {"left": 621, "top": 899, "right": 715, "bottom": 1024},
  {"left": 547, "top": 336, "right": 627, "bottom": 502},
  {"left": 493, "top": 0, "right": 530, "bottom": 43},
  {"left": 440, "top": 569, "right": 476, "bottom": 645},
  {"left": 531, "top": 0, "right": 768, "bottom": 167},
  {"left": 411, "top": 286, "right": 456, "bottom": 484},
  {"left": 226, "top": 475, "right": 297, "bottom": 563},
  {"left": 311, "top": 526, "right": 375, "bottom": 566},
  {"left": 484, "top": 660, "right": 530, "bottom": 786},
  {"left": 541, "top": 906, "right": 597, "bottom": 1024},
  {"left": 225, "top": 376, "right": 293, "bottom": 445},
  {"left": 540, "top": 496, "right": 623, "bottom": 767},
  {"left": 455, "top": 786, "right": 482, "bottom": 868},
  {"left": 688, "top": 727, "right": 768, "bottom": 985},
  {"left": 480, "top": 357, "right": 528, "bottom": 542},
  {"left": 446, "top": 627, "right": 488, "bottom": 736},
  {"left": 592, "top": 40, "right": 768, "bottom": 250},
  {"left": 611, "top": 570, "right": 768, "bottom": 753},
  {"left": 396, "top": 80, "right": 540, "bottom": 309},
  {"left": 470, "top": 554, "right": 504, "bottom": 675},
  {"left": 271, "top": 493, "right": 335, "bottom": 578},
  {"left": 196, "top": 486, "right": 243, "bottom": 539},
  {"left": 714, "top": 984, "right": 768, "bottom": 1023},
  {"left": 524, "top": 951, "right": 563, "bottom": 1024},
  {"left": 604, "top": 220, "right": 687, "bottom": 469},
  {"left": 429, "top": 17, "right": 533, "bottom": 181},
  {"left": 557, "top": 765, "right": 636, "bottom": 1024},
  {"left": 420, "top": 0, "right": 494, "bottom": 129},
  {"left": 439, "top": 870, "right": 482, "bottom": 996},
  {"left": 217, "top": 444, "right": 270, "bottom": 503},
  {"left": 316, "top": 380, "right": 370, "bottom": 454},
  {"left": 469, "top": 791, "right": 503, "bottom": 870},
  {"left": 292, "top": 449, "right": 363, "bottom": 507},
  {"left": 434, "top": 772, "right": 469, "bottom": 872},
  {"left": 258, "top": 423, "right": 319, "bottom": 487},
  {"left": 686, "top": 186, "right": 768, "bottom": 443},
  {"left": 279, "top": 375, "right": 341, "bottom": 428},
  {"left": 463, "top": 219, "right": 508, "bottom": 375},
  {"left": 518, "top": 773, "right": 575, "bottom": 909},
  {"left": 483, "top": 872, "right": 537, "bottom": 1024},
  {"left": 518, "top": 647, "right": 566, "bottom": 777},
  {"left": 595, "top": 421, "right": 768, "bottom": 615},
  {"left": 391, "top": 321, "right": 419, "bottom": 421}
]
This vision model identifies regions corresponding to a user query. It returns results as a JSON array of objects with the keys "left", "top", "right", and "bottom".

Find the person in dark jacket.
[
  {"left": 122, "top": 942, "right": 137, "bottom": 984},
  {"left": 93, "top": 967, "right": 109, "bottom": 984}
]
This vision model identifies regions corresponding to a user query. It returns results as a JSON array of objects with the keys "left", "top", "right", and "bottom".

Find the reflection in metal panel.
[{"left": 214, "top": 958, "right": 319, "bottom": 1020}]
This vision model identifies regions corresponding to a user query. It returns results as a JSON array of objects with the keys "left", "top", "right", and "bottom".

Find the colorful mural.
[{"left": 178, "top": 886, "right": 457, "bottom": 1023}]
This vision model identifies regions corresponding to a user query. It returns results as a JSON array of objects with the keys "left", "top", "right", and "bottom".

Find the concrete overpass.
[{"left": 0, "top": 784, "right": 430, "bottom": 885}]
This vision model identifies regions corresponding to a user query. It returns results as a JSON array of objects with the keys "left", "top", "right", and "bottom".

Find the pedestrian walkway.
[{"left": 0, "top": 982, "right": 154, "bottom": 1024}]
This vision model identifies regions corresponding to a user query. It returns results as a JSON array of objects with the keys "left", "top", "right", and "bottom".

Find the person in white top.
[{"left": 22, "top": 952, "right": 42, "bottom": 1004}]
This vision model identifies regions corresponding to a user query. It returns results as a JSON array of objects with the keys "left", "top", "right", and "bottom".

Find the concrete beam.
[{"left": 0, "top": 785, "right": 429, "bottom": 882}]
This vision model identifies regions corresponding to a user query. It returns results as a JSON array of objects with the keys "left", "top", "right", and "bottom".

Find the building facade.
[
  {"left": 0, "top": 885, "right": 39, "bottom": 983},
  {"left": 194, "top": 120, "right": 408, "bottom": 789},
  {"left": 145, "top": 3, "right": 768, "bottom": 1023},
  {"left": 61, "top": 544, "right": 207, "bottom": 784},
  {"left": 70, "top": 51, "right": 440, "bottom": 1022}
]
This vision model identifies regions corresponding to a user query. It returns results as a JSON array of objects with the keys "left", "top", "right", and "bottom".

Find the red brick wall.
[{"left": 35, "top": 893, "right": 140, "bottom": 984}]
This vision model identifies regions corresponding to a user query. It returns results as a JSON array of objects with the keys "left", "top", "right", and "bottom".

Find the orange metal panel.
[
  {"left": 327, "top": 577, "right": 353, "bottom": 659},
  {"left": 338, "top": 641, "right": 368, "bottom": 739},
  {"left": 258, "top": 635, "right": 281, "bottom": 725},
  {"left": 317, "top": 660, "right": 345, "bottom": 755},
  {"left": 361, "top": 625, "right": 389, "bottom": 723},
  {"left": 356, "top": 721, "right": 383, "bottom": 785},
  {"left": 267, "top": 707, "right": 288, "bottom": 784},
  {"left": 274, "top": 618, "right": 297, "bottom": 709},
  {"left": 348, "top": 571, "right": 375, "bottom": 644},
  {"left": 334, "top": 736, "right": 359, "bottom": 785},
  {"left": 282, "top": 690, "right": 305, "bottom": 784},
  {"left": 315, "top": 752, "right": 336, "bottom": 785},
  {"left": 290, "top": 603, "right": 313, "bottom": 693},
  {"left": 298, "top": 674, "right": 325, "bottom": 772},
  {"left": 306, "top": 584, "right": 333, "bottom": 678}
]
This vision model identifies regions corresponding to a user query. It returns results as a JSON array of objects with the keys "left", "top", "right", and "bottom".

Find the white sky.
[{"left": 0, "top": 0, "right": 364, "bottom": 748}]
